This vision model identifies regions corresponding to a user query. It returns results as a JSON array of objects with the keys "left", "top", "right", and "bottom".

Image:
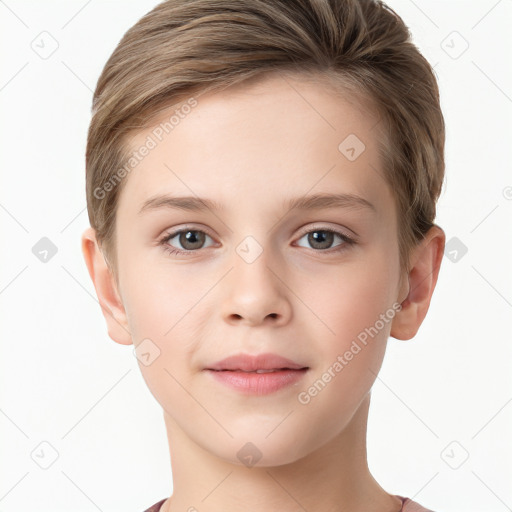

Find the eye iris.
[
  {"left": 180, "top": 230, "right": 205, "bottom": 250},
  {"left": 308, "top": 230, "right": 334, "bottom": 250}
]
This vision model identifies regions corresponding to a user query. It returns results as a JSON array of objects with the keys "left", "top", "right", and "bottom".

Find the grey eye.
[{"left": 296, "top": 229, "right": 347, "bottom": 250}]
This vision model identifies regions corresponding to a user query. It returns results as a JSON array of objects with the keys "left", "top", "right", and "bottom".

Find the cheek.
[
  {"left": 120, "top": 253, "right": 190, "bottom": 338},
  {"left": 302, "top": 252, "right": 397, "bottom": 344},
  {"left": 120, "top": 262, "right": 205, "bottom": 410},
  {"left": 120, "top": 258, "right": 208, "bottom": 372},
  {"left": 296, "top": 246, "right": 399, "bottom": 402},
  {"left": 294, "top": 263, "right": 396, "bottom": 440}
]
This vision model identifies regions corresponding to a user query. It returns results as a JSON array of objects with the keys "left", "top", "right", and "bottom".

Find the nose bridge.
[
  {"left": 224, "top": 203, "right": 278, "bottom": 269},
  {"left": 232, "top": 232, "right": 280, "bottom": 294}
]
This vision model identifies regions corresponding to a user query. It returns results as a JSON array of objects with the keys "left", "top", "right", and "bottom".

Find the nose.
[{"left": 220, "top": 246, "right": 292, "bottom": 327}]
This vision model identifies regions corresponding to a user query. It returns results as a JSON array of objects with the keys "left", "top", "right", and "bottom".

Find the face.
[{"left": 112, "top": 73, "right": 406, "bottom": 466}]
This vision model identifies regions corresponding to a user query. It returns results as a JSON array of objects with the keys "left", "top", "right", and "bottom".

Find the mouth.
[
  {"left": 203, "top": 352, "right": 309, "bottom": 394},
  {"left": 205, "top": 367, "right": 309, "bottom": 395}
]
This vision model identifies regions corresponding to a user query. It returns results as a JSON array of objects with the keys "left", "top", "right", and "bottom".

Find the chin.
[{"left": 210, "top": 432, "right": 311, "bottom": 469}]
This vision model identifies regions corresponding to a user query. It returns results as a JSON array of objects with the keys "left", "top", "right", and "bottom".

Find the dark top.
[
  {"left": 143, "top": 495, "right": 436, "bottom": 511},
  {"left": 143, "top": 498, "right": 167, "bottom": 512}
]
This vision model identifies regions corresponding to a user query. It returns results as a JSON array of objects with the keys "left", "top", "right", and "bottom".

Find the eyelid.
[
  {"left": 295, "top": 222, "right": 357, "bottom": 241},
  {"left": 162, "top": 224, "right": 216, "bottom": 240}
]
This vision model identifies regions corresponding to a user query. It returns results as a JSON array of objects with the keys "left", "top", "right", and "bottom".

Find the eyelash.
[{"left": 158, "top": 225, "right": 356, "bottom": 257}]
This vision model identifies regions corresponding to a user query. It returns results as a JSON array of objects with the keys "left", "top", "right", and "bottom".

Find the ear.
[
  {"left": 390, "top": 225, "right": 445, "bottom": 340},
  {"left": 81, "top": 227, "right": 132, "bottom": 345}
]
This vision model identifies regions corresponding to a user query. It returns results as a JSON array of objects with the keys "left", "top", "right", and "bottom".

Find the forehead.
[{"left": 117, "top": 73, "right": 392, "bottom": 220}]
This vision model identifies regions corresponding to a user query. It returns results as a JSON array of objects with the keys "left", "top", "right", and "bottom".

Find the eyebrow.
[{"left": 138, "top": 193, "right": 376, "bottom": 215}]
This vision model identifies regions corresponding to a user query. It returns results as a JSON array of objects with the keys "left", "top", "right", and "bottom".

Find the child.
[{"left": 81, "top": 0, "right": 446, "bottom": 511}]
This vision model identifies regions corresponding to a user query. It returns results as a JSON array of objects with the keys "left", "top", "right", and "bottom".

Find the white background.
[{"left": 0, "top": 1, "right": 511, "bottom": 511}]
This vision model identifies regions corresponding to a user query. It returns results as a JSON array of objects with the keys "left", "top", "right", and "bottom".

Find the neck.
[{"left": 161, "top": 393, "right": 402, "bottom": 512}]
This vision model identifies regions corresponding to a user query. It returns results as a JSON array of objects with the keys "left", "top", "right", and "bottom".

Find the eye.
[
  {"left": 159, "top": 227, "right": 215, "bottom": 256},
  {"left": 295, "top": 227, "right": 356, "bottom": 252},
  {"left": 158, "top": 225, "right": 356, "bottom": 257}
]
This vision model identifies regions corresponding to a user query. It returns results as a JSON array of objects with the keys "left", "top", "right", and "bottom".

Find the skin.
[{"left": 82, "top": 72, "right": 445, "bottom": 512}]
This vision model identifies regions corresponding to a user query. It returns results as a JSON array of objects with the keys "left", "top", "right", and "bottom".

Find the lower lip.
[{"left": 206, "top": 369, "right": 308, "bottom": 395}]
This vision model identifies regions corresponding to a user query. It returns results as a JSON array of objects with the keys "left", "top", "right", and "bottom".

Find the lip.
[
  {"left": 205, "top": 352, "right": 307, "bottom": 372},
  {"left": 206, "top": 368, "right": 308, "bottom": 395},
  {"left": 204, "top": 352, "right": 309, "bottom": 395}
]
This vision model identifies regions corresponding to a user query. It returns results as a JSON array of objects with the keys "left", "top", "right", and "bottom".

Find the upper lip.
[{"left": 206, "top": 352, "right": 308, "bottom": 371}]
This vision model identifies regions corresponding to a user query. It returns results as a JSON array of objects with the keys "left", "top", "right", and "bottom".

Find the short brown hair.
[{"left": 85, "top": 0, "right": 445, "bottom": 283}]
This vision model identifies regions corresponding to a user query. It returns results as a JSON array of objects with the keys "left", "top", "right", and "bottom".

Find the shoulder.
[
  {"left": 143, "top": 498, "right": 167, "bottom": 512},
  {"left": 397, "top": 495, "right": 437, "bottom": 512}
]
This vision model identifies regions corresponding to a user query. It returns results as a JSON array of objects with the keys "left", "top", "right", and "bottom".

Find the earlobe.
[
  {"left": 81, "top": 227, "right": 133, "bottom": 346},
  {"left": 390, "top": 225, "right": 446, "bottom": 341}
]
